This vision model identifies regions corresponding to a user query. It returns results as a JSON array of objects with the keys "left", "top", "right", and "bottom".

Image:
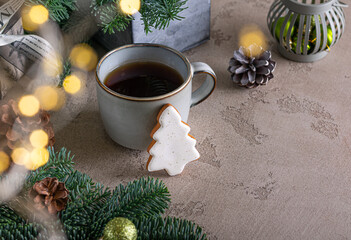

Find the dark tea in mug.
[{"left": 104, "top": 61, "right": 183, "bottom": 97}]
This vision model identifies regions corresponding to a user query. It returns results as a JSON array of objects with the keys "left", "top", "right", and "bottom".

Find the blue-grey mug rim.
[{"left": 95, "top": 43, "right": 193, "bottom": 102}]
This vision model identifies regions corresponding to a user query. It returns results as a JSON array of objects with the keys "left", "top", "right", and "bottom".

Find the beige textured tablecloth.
[{"left": 56, "top": 0, "right": 351, "bottom": 239}]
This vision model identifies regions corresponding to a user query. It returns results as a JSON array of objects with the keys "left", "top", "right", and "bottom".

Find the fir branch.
[
  {"left": 0, "top": 205, "right": 25, "bottom": 225},
  {"left": 0, "top": 205, "right": 49, "bottom": 240},
  {"left": 140, "top": 0, "right": 187, "bottom": 34},
  {"left": 59, "top": 59, "right": 72, "bottom": 87},
  {"left": 61, "top": 171, "right": 111, "bottom": 239},
  {"left": 26, "top": 0, "right": 78, "bottom": 23},
  {"left": 25, "top": 147, "right": 74, "bottom": 187},
  {"left": 90, "top": 177, "right": 171, "bottom": 238},
  {"left": 91, "top": 0, "right": 187, "bottom": 34},
  {"left": 0, "top": 222, "right": 43, "bottom": 240},
  {"left": 91, "top": 0, "right": 115, "bottom": 10},
  {"left": 112, "top": 177, "right": 171, "bottom": 218},
  {"left": 99, "top": 3, "right": 133, "bottom": 34},
  {"left": 135, "top": 216, "right": 207, "bottom": 240},
  {"left": 0, "top": 148, "right": 206, "bottom": 239}
]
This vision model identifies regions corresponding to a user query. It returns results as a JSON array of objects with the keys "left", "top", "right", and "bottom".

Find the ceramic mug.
[{"left": 95, "top": 43, "right": 216, "bottom": 150}]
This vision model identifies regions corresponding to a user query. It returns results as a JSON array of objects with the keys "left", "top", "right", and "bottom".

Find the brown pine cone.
[
  {"left": 0, "top": 99, "right": 55, "bottom": 151},
  {"left": 29, "top": 177, "right": 69, "bottom": 214}
]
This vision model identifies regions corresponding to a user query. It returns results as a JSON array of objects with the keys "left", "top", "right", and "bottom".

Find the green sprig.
[
  {"left": 59, "top": 59, "right": 72, "bottom": 87},
  {"left": 25, "top": 147, "right": 74, "bottom": 187},
  {"left": 140, "top": 0, "right": 187, "bottom": 34},
  {"left": 135, "top": 216, "right": 207, "bottom": 240},
  {"left": 89, "top": 177, "right": 171, "bottom": 238},
  {"left": 26, "top": 0, "right": 77, "bottom": 23},
  {"left": 97, "top": 2, "right": 134, "bottom": 34},
  {"left": 91, "top": 0, "right": 187, "bottom": 34},
  {"left": 0, "top": 148, "right": 205, "bottom": 239}
]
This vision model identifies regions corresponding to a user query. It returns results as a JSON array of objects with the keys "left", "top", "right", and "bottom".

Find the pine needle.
[
  {"left": 0, "top": 148, "right": 205, "bottom": 240},
  {"left": 26, "top": 0, "right": 78, "bottom": 24},
  {"left": 135, "top": 216, "right": 208, "bottom": 240},
  {"left": 91, "top": 0, "right": 187, "bottom": 34}
]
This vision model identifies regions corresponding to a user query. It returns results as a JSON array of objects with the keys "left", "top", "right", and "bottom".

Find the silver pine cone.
[{"left": 228, "top": 47, "right": 276, "bottom": 88}]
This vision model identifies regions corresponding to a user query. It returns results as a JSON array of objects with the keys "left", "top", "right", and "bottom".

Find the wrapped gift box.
[{"left": 0, "top": 11, "right": 28, "bottom": 82}]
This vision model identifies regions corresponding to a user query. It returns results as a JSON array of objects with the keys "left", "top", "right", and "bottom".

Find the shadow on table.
[{"left": 54, "top": 110, "right": 170, "bottom": 184}]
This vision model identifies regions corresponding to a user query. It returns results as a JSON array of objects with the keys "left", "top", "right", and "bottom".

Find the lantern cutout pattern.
[{"left": 267, "top": 0, "right": 347, "bottom": 62}]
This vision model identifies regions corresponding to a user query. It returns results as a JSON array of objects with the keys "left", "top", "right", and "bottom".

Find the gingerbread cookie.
[{"left": 147, "top": 104, "right": 200, "bottom": 176}]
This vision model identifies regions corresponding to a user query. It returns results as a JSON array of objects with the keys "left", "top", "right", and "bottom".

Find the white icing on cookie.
[{"left": 147, "top": 104, "right": 200, "bottom": 176}]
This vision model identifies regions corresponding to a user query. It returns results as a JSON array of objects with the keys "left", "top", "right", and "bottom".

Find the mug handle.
[{"left": 190, "top": 62, "right": 217, "bottom": 107}]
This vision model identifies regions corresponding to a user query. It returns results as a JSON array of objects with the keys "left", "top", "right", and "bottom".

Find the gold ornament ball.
[
  {"left": 274, "top": 17, "right": 295, "bottom": 40},
  {"left": 310, "top": 26, "right": 333, "bottom": 50},
  {"left": 325, "top": 27, "right": 333, "bottom": 46},
  {"left": 291, "top": 36, "right": 313, "bottom": 54},
  {"left": 103, "top": 217, "right": 137, "bottom": 240}
]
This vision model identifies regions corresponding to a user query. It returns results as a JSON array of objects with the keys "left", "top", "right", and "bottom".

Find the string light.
[
  {"left": 69, "top": 44, "right": 98, "bottom": 71},
  {"left": 29, "top": 5, "right": 49, "bottom": 24},
  {"left": 119, "top": 0, "right": 141, "bottom": 15},
  {"left": 0, "top": 151, "right": 10, "bottom": 173},
  {"left": 11, "top": 147, "right": 49, "bottom": 170},
  {"left": 30, "top": 130, "right": 49, "bottom": 148},
  {"left": 11, "top": 148, "right": 30, "bottom": 166},
  {"left": 239, "top": 25, "right": 267, "bottom": 57},
  {"left": 35, "top": 86, "right": 61, "bottom": 111},
  {"left": 63, "top": 75, "right": 82, "bottom": 94},
  {"left": 26, "top": 148, "right": 49, "bottom": 170},
  {"left": 22, "top": 5, "right": 49, "bottom": 31},
  {"left": 18, "top": 95, "right": 40, "bottom": 117}
]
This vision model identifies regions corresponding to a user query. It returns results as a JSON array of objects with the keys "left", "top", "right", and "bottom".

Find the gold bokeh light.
[
  {"left": 30, "top": 130, "right": 49, "bottom": 149},
  {"left": 239, "top": 25, "right": 267, "bottom": 57},
  {"left": 69, "top": 44, "right": 98, "bottom": 71},
  {"left": 18, "top": 95, "right": 40, "bottom": 117},
  {"left": 29, "top": 5, "right": 49, "bottom": 24},
  {"left": 0, "top": 151, "right": 10, "bottom": 173},
  {"left": 11, "top": 148, "right": 30, "bottom": 166},
  {"left": 63, "top": 75, "right": 81, "bottom": 94},
  {"left": 35, "top": 86, "right": 60, "bottom": 111},
  {"left": 120, "top": 0, "right": 141, "bottom": 15},
  {"left": 22, "top": 5, "right": 49, "bottom": 31},
  {"left": 26, "top": 148, "right": 49, "bottom": 170}
]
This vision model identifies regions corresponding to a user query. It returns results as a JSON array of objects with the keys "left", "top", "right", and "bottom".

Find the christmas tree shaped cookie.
[{"left": 147, "top": 104, "right": 200, "bottom": 176}]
